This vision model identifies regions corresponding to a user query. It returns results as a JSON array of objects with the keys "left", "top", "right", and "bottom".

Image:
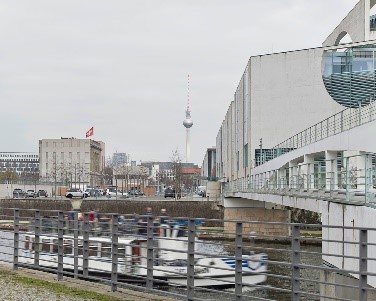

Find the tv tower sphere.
[{"left": 183, "top": 110, "right": 193, "bottom": 128}]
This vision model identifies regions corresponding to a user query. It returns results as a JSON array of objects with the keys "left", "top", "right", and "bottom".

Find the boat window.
[
  {"left": 177, "top": 229, "right": 187, "bottom": 237},
  {"left": 118, "top": 244, "right": 126, "bottom": 257},
  {"left": 52, "top": 239, "right": 58, "bottom": 253},
  {"left": 88, "top": 244, "right": 99, "bottom": 256},
  {"left": 77, "top": 243, "right": 98, "bottom": 256},
  {"left": 78, "top": 244, "right": 84, "bottom": 255},
  {"left": 64, "top": 240, "right": 73, "bottom": 255},
  {"left": 101, "top": 243, "right": 112, "bottom": 257},
  {"left": 41, "top": 239, "right": 51, "bottom": 252}
]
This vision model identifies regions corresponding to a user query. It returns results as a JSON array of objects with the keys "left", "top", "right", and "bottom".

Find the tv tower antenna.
[{"left": 183, "top": 75, "right": 193, "bottom": 163}]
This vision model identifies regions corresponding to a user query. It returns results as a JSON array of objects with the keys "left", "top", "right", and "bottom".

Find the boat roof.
[{"left": 24, "top": 232, "right": 146, "bottom": 244}]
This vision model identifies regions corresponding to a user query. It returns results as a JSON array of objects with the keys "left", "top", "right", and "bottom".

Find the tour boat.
[{"left": 19, "top": 219, "right": 268, "bottom": 288}]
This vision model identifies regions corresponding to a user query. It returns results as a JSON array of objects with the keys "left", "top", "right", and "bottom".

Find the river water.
[
  {"left": 0, "top": 231, "right": 321, "bottom": 300},
  {"left": 167, "top": 240, "right": 322, "bottom": 301}
]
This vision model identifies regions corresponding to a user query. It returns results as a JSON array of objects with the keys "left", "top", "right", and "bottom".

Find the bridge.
[{"left": 209, "top": 1, "right": 376, "bottom": 299}]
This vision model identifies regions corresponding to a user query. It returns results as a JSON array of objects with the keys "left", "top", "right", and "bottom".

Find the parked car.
[
  {"left": 106, "top": 188, "right": 127, "bottom": 198},
  {"left": 84, "top": 189, "right": 100, "bottom": 197},
  {"left": 25, "top": 190, "right": 37, "bottom": 198},
  {"left": 65, "top": 188, "right": 85, "bottom": 199},
  {"left": 164, "top": 187, "right": 175, "bottom": 198},
  {"left": 13, "top": 188, "right": 26, "bottom": 198},
  {"left": 37, "top": 190, "right": 48, "bottom": 197}
]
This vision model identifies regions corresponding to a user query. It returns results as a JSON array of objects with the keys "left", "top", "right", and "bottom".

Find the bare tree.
[
  {"left": 170, "top": 149, "right": 183, "bottom": 200},
  {"left": 0, "top": 169, "right": 19, "bottom": 197}
]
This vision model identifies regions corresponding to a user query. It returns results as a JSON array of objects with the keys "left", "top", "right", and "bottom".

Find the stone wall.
[{"left": 224, "top": 208, "right": 290, "bottom": 238}]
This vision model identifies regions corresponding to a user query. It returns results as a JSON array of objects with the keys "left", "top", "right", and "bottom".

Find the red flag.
[{"left": 86, "top": 127, "right": 94, "bottom": 138}]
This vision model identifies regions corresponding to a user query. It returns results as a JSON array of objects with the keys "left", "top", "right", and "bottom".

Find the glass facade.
[{"left": 323, "top": 44, "right": 376, "bottom": 107}]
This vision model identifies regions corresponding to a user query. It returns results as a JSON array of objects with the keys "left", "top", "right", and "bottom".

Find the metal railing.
[
  {"left": 0, "top": 208, "right": 376, "bottom": 300},
  {"left": 240, "top": 153, "right": 376, "bottom": 204},
  {"left": 257, "top": 100, "right": 376, "bottom": 165}
]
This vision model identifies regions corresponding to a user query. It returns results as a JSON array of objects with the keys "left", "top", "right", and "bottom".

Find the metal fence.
[
  {"left": 230, "top": 152, "right": 376, "bottom": 205},
  {"left": 0, "top": 208, "right": 375, "bottom": 300},
  {"left": 258, "top": 100, "right": 376, "bottom": 165}
]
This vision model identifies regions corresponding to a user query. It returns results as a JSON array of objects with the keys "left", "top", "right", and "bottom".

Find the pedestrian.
[
  {"left": 138, "top": 207, "right": 153, "bottom": 235},
  {"left": 160, "top": 208, "right": 168, "bottom": 224}
]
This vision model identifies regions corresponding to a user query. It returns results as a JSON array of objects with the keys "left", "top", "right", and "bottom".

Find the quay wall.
[
  {"left": 0, "top": 198, "right": 291, "bottom": 237},
  {"left": 224, "top": 208, "right": 290, "bottom": 237}
]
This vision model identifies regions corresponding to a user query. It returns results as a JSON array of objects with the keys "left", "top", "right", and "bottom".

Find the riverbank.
[{"left": 0, "top": 264, "right": 178, "bottom": 301}]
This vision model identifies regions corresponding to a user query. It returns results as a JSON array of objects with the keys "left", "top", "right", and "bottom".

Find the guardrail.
[
  {"left": 242, "top": 152, "right": 376, "bottom": 204},
  {"left": 256, "top": 100, "right": 376, "bottom": 166},
  {"left": 0, "top": 208, "right": 375, "bottom": 300}
]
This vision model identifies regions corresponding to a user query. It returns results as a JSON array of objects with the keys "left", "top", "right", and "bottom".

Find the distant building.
[
  {"left": 0, "top": 152, "right": 39, "bottom": 176},
  {"left": 141, "top": 161, "right": 200, "bottom": 192},
  {"left": 39, "top": 138, "right": 105, "bottom": 188},
  {"left": 112, "top": 164, "right": 149, "bottom": 193},
  {"left": 112, "top": 152, "right": 128, "bottom": 166},
  {"left": 201, "top": 147, "right": 216, "bottom": 185}
]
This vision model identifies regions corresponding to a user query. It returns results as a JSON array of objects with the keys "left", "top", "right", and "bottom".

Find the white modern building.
[
  {"left": 39, "top": 138, "right": 105, "bottom": 188},
  {"left": 0, "top": 152, "right": 39, "bottom": 176},
  {"left": 216, "top": 0, "right": 376, "bottom": 184}
]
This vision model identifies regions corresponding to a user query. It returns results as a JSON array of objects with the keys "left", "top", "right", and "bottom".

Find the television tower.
[{"left": 183, "top": 75, "right": 193, "bottom": 163}]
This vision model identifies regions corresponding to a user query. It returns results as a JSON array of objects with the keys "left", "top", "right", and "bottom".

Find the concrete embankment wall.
[
  {"left": 0, "top": 198, "right": 224, "bottom": 224},
  {"left": 224, "top": 208, "right": 290, "bottom": 237},
  {"left": 0, "top": 198, "right": 291, "bottom": 237}
]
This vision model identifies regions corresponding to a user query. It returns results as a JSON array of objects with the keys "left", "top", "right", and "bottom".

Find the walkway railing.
[
  {"left": 0, "top": 208, "right": 376, "bottom": 300},
  {"left": 257, "top": 100, "right": 376, "bottom": 165},
  {"left": 229, "top": 153, "right": 376, "bottom": 204}
]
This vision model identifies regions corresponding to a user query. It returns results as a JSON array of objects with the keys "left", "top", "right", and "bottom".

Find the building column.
[
  {"left": 325, "top": 151, "right": 338, "bottom": 190},
  {"left": 277, "top": 168, "right": 286, "bottom": 189},
  {"left": 303, "top": 154, "right": 314, "bottom": 190},
  {"left": 357, "top": 152, "right": 373, "bottom": 191},
  {"left": 289, "top": 161, "right": 298, "bottom": 189}
]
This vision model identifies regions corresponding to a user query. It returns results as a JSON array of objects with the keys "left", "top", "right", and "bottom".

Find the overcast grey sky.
[{"left": 0, "top": 0, "right": 357, "bottom": 165}]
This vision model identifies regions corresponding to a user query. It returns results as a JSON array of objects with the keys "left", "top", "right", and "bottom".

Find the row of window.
[{"left": 0, "top": 154, "right": 38, "bottom": 158}]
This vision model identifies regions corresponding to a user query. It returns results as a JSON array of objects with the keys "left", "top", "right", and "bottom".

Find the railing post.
[
  {"left": 82, "top": 212, "right": 90, "bottom": 278},
  {"left": 187, "top": 219, "right": 196, "bottom": 301},
  {"left": 146, "top": 215, "right": 154, "bottom": 290},
  {"left": 359, "top": 228, "right": 368, "bottom": 301},
  {"left": 111, "top": 214, "right": 119, "bottom": 292},
  {"left": 235, "top": 222, "right": 243, "bottom": 301},
  {"left": 73, "top": 211, "right": 79, "bottom": 279},
  {"left": 57, "top": 211, "right": 64, "bottom": 280},
  {"left": 341, "top": 111, "right": 344, "bottom": 132},
  {"left": 291, "top": 224, "right": 301, "bottom": 301},
  {"left": 346, "top": 157, "right": 350, "bottom": 201},
  {"left": 13, "top": 209, "right": 20, "bottom": 271},
  {"left": 34, "top": 210, "right": 41, "bottom": 268}
]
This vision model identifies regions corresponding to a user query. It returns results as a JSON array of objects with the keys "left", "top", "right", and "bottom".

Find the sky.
[{"left": 0, "top": 0, "right": 358, "bottom": 166}]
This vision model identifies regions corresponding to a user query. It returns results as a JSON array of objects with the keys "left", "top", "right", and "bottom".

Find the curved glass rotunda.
[{"left": 322, "top": 44, "right": 376, "bottom": 108}]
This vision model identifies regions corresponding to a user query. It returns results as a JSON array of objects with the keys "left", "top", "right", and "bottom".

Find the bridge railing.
[
  {"left": 260, "top": 100, "right": 376, "bottom": 164},
  {"left": 0, "top": 208, "right": 376, "bottom": 300},
  {"left": 227, "top": 153, "right": 376, "bottom": 204}
]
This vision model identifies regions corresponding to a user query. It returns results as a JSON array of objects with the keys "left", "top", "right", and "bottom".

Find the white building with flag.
[{"left": 39, "top": 137, "right": 105, "bottom": 189}]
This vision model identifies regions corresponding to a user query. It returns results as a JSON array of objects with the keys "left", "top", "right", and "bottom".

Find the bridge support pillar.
[{"left": 223, "top": 201, "right": 290, "bottom": 238}]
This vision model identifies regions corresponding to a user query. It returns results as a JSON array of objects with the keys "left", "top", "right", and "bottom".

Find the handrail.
[{"left": 256, "top": 100, "right": 376, "bottom": 166}]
